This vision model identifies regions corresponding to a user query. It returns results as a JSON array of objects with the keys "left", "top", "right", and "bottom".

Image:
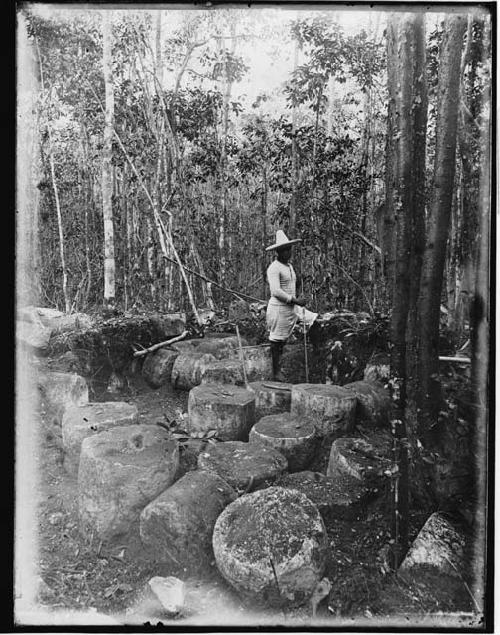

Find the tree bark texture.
[
  {"left": 102, "top": 11, "right": 116, "bottom": 306},
  {"left": 470, "top": 16, "right": 491, "bottom": 615},
  {"left": 385, "top": 11, "right": 428, "bottom": 558},
  {"left": 416, "top": 14, "right": 467, "bottom": 431}
]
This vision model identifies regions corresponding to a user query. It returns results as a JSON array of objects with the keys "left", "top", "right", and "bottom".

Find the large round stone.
[
  {"left": 249, "top": 413, "right": 317, "bottom": 472},
  {"left": 290, "top": 383, "right": 357, "bottom": 440},
  {"left": 62, "top": 402, "right": 139, "bottom": 474},
  {"left": 213, "top": 486, "right": 327, "bottom": 607},
  {"left": 142, "top": 349, "right": 179, "bottom": 388},
  {"left": 140, "top": 470, "right": 236, "bottom": 572},
  {"left": 188, "top": 384, "right": 255, "bottom": 441},
  {"left": 171, "top": 353, "right": 217, "bottom": 390},
  {"left": 327, "top": 437, "right": 392, "bottom": 488},
  {"left": 78, "top": 424, "right": 179, "bottom": 542},
  {"left": 198, "top": 441, "right": 287, "bottom": 490},
  {"left": 342, "top": 380, "right": 392, "bottom": 427},
  {"left": 248, "top": 381, "right": 292, "bottom": 419}
]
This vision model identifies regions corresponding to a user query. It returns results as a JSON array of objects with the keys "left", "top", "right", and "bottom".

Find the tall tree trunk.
[
  {"left": 261, "top": 168, "right": 268, "bottom": 300},
  {"left": 416, "top": 15, "right": 467, "bottom": 431},
  {"left": 385, "top": 11, "right": 428, "bottom": 562},
  {"left": 289, "top": 38, "right": 299, "bottom": 235},
  {"left": 35, "top": 37, "right": 71, "bottom": 313},
  {"left": 470, "top": 17, "right": 491, "bottom": 615},
  {"left": 102, "top": 11, "right": 116, "bottom": 307}
]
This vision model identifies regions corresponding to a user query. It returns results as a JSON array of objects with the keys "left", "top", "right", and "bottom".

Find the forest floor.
[{"left": 33, "top": 366, "right": 477, "bottom": 628}]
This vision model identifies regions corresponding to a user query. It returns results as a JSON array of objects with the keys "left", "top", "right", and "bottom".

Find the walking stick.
[
  {"left": 302, "top": 307, "right": 309, "bottom": 383},
  {"left": 235, "top": 325, "right": 249, "bottom": 389}
]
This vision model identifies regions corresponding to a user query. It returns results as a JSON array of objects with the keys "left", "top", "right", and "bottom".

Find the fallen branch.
[
  {"left": 133, "top": 330, "right": 189, "bottom": 358},
  {"left": 438, "top": 356, "right": 471, "bottom": 364}
]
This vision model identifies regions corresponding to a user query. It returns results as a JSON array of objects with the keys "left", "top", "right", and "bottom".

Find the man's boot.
[{"left": 270, "top": 341, "right": 285, "bottom": 382}]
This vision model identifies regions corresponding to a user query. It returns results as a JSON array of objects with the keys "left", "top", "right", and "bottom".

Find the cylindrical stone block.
[
  {"left": 62, "top": 402, "right": 139, "bottom": 474},
  {"left": 327, "top": 437, "right": 391, "bottom": 488},
  {"left": 198, "top": 441, "right": 288, "bottom": 490},
  {"left": 213, "top": 486, "right": 327, "bottom": 607},
  {"left": 140, "top": 470, "right": 237, "bottom": 572},
  {"left": 342, "top": 380, "right": 392, "bottom": 427},
  {"left": 200, "top": 359, "right": 246, "bottom": 386},
  {"left": 248, "top": 381, "right": 292, "bottom": 419},
  {"left": 78, "top": 424, "right": 179, "bottom": 542},
  {"left": 142, "top": 349, "right": 179, "bottom": 388},
  {"left": 249, "top": 413, "right": 317, "bottom": 472},
  {"left": 227, "top": 346, "right": 273, "bottom": 382},
  {"left": 290, "top": 384, "right": 357, "bottom": 440},
  {"left": 171, "top": 353, "right": 217, "bottom": 390},
  {"left": 188, "top": 384, "right": 255, "bottom": 441}
]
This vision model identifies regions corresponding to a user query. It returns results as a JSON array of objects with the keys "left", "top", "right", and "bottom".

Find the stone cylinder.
[
  {"left": 78, "top": 424, "right": 179, "bottom": 542},
  {"left": 140, "top": 470, "right": 236, "bottom": 572},
  {"left": 248, "top": 381, "right": 292, "bottom": 419},
  {"left": 198, "top": 441, "right": 287, "bottom": 490},
  {"left": 327, "top": 437, "right": 391, "bottom": 488},
  {"left": 290, "top": 383, "right": 357, "bottom": 440},
  {"left": 213, "top": 486, "right": 327, "bottom": 607},
  {"left": 171, "top": 353, "right": 217, "bottom": 390},
  {"left": 62, "top": 402, "right": 139, "bottom": 474},
  {"left": 200, "top": 359, "right": 246, "bottom": 386},
  {"left": 249, "top": 413, "right": 317, "bottom": 472},
  {"left": 188, "top": 384, "right": 255, "bottom": 441},
  {"left": 342, "top": 380, "right": 392, "bottom": 427},
  {"left": 142, "top": 349, "right": 179, "bottom": 388}
]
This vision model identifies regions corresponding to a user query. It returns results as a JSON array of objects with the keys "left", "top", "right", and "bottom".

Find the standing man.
[{"left": 266, "top": 230, "right": 316, "bottom": 381}]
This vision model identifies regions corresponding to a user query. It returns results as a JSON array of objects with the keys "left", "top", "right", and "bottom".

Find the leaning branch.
[
  {"left": 161, "top": 253, "right": 266, "bottom": 304},
  {"left": 133, "top": 330, "right": 189, "bottom": 357}
]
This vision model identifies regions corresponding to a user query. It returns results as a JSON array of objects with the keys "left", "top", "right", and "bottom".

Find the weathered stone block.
[
  {"left": 78, "top": 424, "right": 179, "bottom": 542},
  {"left": 248, "top": 381, "right": 292, "bottom": 419},
  {"left": 200, "top": 359, "right": 247, "bottom": 386},
  {"left": 290, "top": 384, "right": 357, "bottom": 440},
  {"left": 213, "top": 486, "right": 327, "bottom": 607},
  {"left": 188, "top": 384, "right": 255, "bottom": 441},
  {"left": 140, "top": 470, "right": 236, "bottom": 572},
  {"left": 399, "top": 512, "right": 467, "bottom": 579},
  {"left": 37, "top": 371, "right": 89, "bottom": 421},
  {"left": 198, "top": 441, "right": 287, "bottom": 490},
  {"left": 62, "top": 402, "right": 139, "bottom": 474},
  {"left": 142, "top": 348, "right": 179, "bottom": 388},
  {"left": 171, "top": 353, "right": 217, "bottom": 390},
  {"left": 227, "top": 345, "right": 273, "bottom": 382},
  {"left": 327, "top": 437, "right": 391, "bottom": 488},
  {"left": 249, "top": 413, "right": 317, "bottom": 472},
  {"left": 343, "top": 380, "right": 392, "bottom": 427}
]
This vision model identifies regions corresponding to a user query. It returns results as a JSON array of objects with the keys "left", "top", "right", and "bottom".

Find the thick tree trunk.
[
  {"left": 289, "top": 38, "right": 299, "bottom": 235},
  {"left": 470, "top": 18, "right": 491, "bottom": 614},
  {"left": 102, "top": 11, "right": 116, "bottom": 307},
  {"left": 416, "top": 15, "right": 467, "bottom": 431},
  {"left": 386, "top": 12, "right": 428, "bottom": 562}
]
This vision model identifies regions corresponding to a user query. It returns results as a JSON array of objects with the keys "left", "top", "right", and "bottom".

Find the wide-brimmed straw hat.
[{"left": 266, "top": 230, "right": 302, "bottom": 251}]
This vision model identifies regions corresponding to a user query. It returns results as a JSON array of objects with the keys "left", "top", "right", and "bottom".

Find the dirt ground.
[{"left": 30, "top": 365, "right": 477, "bottom": 627}]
